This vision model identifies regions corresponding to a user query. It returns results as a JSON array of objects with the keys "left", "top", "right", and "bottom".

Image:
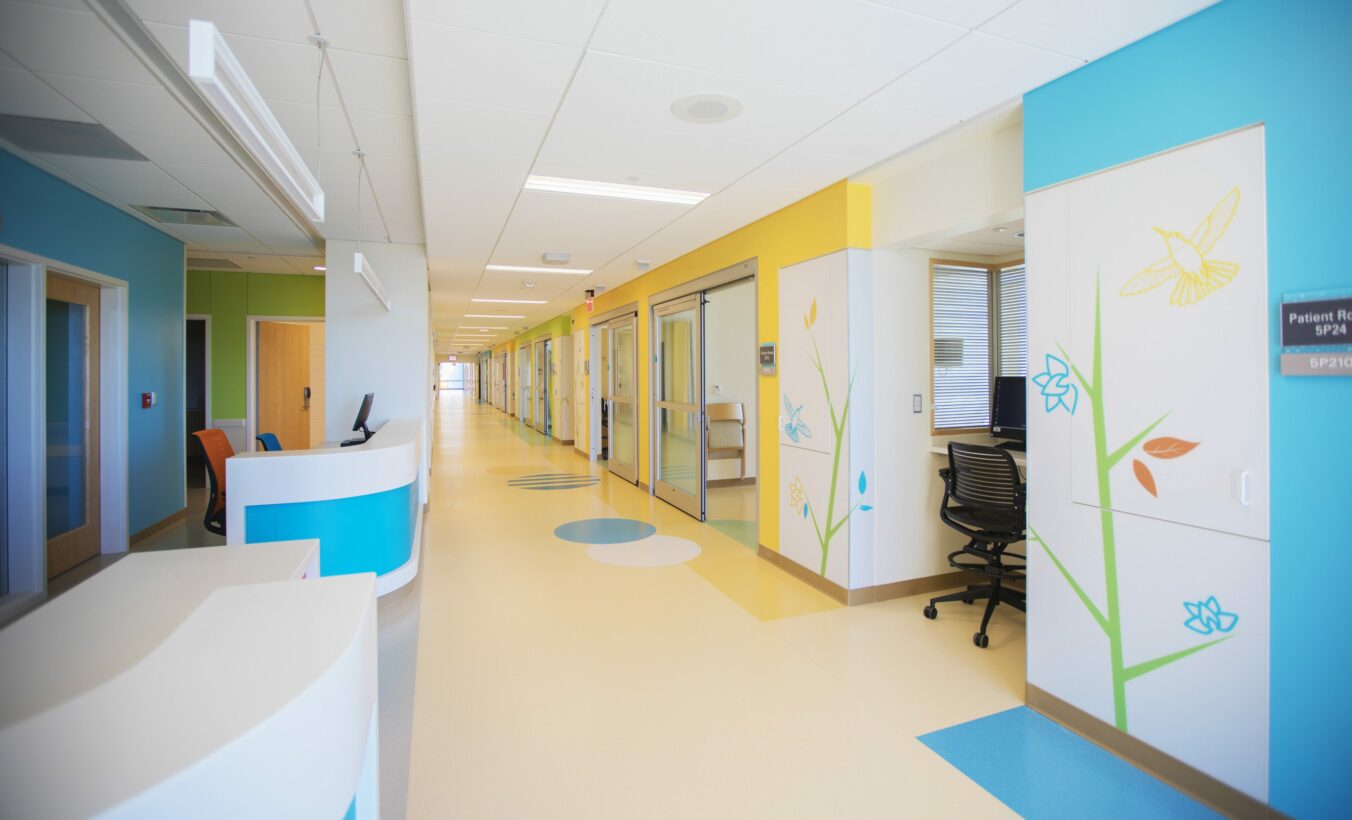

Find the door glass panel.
[
  {"left": 658, "top": 407, "right": 699, "bottom": 495},
  {"left": 658, "top": 309, "right": 697, "bottom": 404},
  {"left": 46, "top": 298, "right": 88, "bottom": 538},
  {"left": 611, "top": 399, "right": 636, "bottom": 467},
  {"left": 613, "top": 323, "right": 634, "bottom": 402}
]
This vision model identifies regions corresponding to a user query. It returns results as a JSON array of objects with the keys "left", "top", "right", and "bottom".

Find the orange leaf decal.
[
  {"left": 1143, "top": 437, "right": 1200, "bottom": 459},
  {"left": 1132, "top": 459, "right": 1158, "bottom": 497}
]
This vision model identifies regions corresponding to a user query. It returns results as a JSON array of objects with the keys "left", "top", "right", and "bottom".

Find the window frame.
[{"left": 929, "top": 257, "right": 1026, "bottom": 435}]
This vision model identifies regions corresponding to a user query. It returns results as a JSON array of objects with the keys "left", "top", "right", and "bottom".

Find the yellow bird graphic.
[{"left": 1121, "top": 187, "right": 1241, "bottom": 306}]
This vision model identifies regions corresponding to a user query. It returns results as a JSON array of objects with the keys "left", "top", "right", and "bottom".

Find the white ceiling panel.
[
  {"left": 159, "top": 162, "right": 276, "bottom": 198},
  {"left": 866, "top": 0, "right": 1018, "bottom": 27},
  {"left": 0, "top": 2, "right": 155, "bottom": 85},
  {"left": 590, "top": 0, "right": 965, "bottom": 99},
  {"left": 981, "top": 0, "right": 1219, "bottom": 61},
  {"left": 410, "top": 24, "right": 579, "bottom": 115},
  {"left": 170, "top": 224, "right": 271, "bottom": 252},
  {"left": 492, "top": 189, "right": 688, "bottom": 270},
  {"left": 126, "top": 0, "right": 313, "bottom": 48},
  {"left": 869, "top": 32, "right": 1081, "bottom": 121},
  {"left": 112, "top": 127, "right": 235, "bottom": 169},
  {"left": 39, "top": 75, "right": 202, "bottom": 134},
  {"left": 312, "top": 0, "right": 408, "bottom": 59},
  {"left": 793, "top": 102, "right": 955, "bottom": 159},
  {"left": 34, "top": 152, "right": 192, "bottom": 194},
  {"left": 407, "top": 0, "right": 607, "bottom": 48},
  {"left": 0, "top": 66, "right": 92, "bottom": 121}
]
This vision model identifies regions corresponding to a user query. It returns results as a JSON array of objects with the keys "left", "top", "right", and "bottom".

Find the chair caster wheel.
[
  {"left": 923, "top": 605, "right": 938, "bottom": 620},
  {"left": 961, "top": 596, "right": 974, "bottom": 605},
  {"left": 973, "top": 632, "right": 989, "bottom": 648}
]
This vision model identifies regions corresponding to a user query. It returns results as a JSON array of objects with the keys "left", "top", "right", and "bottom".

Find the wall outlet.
[{"left": 912, "top": 393, "right": 922, "bottom": 413}]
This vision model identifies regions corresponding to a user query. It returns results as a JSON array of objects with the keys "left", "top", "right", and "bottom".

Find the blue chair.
[{"left": 256, "top": 432, "right": 283, "bottom": 452}]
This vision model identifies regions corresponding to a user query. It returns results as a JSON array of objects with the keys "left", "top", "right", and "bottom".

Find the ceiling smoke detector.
[
  {"left": 671, "top": 93, "right": 743, "bottom": 125},
  {"left": 542, "top": 252, "right": 571, "bottom": 265}
]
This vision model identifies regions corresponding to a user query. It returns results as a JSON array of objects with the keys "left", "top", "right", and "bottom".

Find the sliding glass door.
[
  {"left": 653, "top": 296, "right": 704, "bottom": 519},
  {"left": 605, "top": 315, "right": 638, "bottom": 484}
]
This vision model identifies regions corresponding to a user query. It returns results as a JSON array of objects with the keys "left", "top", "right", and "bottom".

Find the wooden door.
[
  {"left": 258, "top": 322, "right": 312, "bottom": 450},
  {"left": 46, "top": 273, "right": 100, "bottom": 578}
]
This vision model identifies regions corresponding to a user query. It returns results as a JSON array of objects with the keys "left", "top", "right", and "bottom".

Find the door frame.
[
  {"left": 245, "top": 315, "right": 323, "bottom": 452},
  {"left": 602, "top": 313, "right": 639, "bottom": 485},
  {"left": 587, "top": 301, "right": 639, "bottom": 464},
  {"left": 650, "top": 293, "right": 705, "bottom": 520},
  {"left": 535, "top": 337, "right": 550, "bottom": 438},
  {"left": 0, "top": 243, "right": 130, "bottom": 619}
]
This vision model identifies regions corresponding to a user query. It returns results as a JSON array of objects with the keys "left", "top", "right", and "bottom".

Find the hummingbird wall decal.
[{"left": 1120, "top": 187, "right": 1241, "bottom": 306}]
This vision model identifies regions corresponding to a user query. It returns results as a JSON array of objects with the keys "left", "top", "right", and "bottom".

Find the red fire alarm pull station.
[{"left": 141, "top": 392, "right": 155, "bottom": 409}]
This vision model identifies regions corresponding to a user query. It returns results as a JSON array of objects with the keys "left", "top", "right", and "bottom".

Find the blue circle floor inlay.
[{"left": 554, "top": 518, "right": 657, "bottom": 545}]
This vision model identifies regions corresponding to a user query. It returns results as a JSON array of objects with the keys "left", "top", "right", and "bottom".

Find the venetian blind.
[
  {"left": 932, "top": 264, "right": 991, "bottom": 430},
  {"left": 997, "top": 263, "right": 1028, "bottom": 377}
]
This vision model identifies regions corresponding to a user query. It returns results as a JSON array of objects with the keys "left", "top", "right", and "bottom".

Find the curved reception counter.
[
  {"left": 226, "top": 418, "right": 424, "bottom": 596},
  {"left": 0, "top": 542, "right": 379, "bottom": 819}
]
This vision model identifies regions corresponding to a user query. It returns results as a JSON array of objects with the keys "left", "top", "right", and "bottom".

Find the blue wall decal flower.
[
  {"left": 781, "top": 394, "right": 813, "bottom": 443},
  {"left": 1032, "top": 354, "right": 1079, "bottom": 414},
  {"left": 1183, "top": 596, "right": 1239, "bottom": 635}
]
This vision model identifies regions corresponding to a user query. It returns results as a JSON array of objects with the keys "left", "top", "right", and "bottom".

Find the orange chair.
[{"left": 192, "top": 428, "right": 233, "bottom": 536}]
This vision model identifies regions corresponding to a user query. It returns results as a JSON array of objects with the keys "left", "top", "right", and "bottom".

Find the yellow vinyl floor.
[{"left": 403, "top": 392, "right": 1026, "bottom": 818}]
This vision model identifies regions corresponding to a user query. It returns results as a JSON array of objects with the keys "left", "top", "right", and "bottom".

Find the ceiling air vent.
[
  {"left": 0, "top": 114, "right": 147, "bottom": 161},
  {"left": 133, "top": 206, "right": 238, "bottom": 228},
  {"left": 186, "top": 257, "right": 241, "bottom": 270}
]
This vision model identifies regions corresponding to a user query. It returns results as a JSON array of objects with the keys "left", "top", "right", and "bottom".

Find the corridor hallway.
[{"left": 404, "top": 393, "right": 1026, "bottom": 817}]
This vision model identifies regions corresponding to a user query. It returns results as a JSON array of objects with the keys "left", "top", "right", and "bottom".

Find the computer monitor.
[
  {"left": 991, "top": 376, "right": 1026, "bottom": 450},
  {"left": 341, "top": 393, "right": 375, "bottom": 447}
]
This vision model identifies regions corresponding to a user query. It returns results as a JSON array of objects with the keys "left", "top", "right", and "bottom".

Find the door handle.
[
  {"left": 303, "top": 386, "right": 311, "bottom": 410},
  {"left": 1238, "top": 470, "right": 1252, "bottom": 507}
]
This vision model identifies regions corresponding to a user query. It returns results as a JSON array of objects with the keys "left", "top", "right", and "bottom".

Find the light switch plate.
[{"left": 912, "top": 394, "right": 922, "bottom": 413}]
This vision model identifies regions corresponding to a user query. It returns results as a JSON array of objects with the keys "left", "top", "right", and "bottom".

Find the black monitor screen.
[
  {"left": 991, "top": 377, "right": 1025, "bottom": 439},
  {"left": 353, "top": 392, "right": 374, "bottom": 432}
]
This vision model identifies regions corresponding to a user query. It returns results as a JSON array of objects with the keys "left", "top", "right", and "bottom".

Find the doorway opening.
[
  {"left": 595, "top": 314, "right": 637, "bottom": 484},
  {"left": 247, "top": 317, "right": 325, "bottom": 451},
  {"left": 185, "top": 316, "right": 209, "bottom": 489},
  {"left": 647, "top": 264, "right": 757, "bottom": 545},
  {"left": 535, "top": 337, "right": 551, "bottom": 438}
]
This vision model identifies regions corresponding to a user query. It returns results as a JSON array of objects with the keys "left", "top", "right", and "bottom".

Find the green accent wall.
[{"left": 186, "top": 270, "right": 324, "bottom": 419}]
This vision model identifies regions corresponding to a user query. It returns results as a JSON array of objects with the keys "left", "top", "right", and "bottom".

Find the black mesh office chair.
[{"left": 923, "top": 442, "right": 1027, "bottom": 648}]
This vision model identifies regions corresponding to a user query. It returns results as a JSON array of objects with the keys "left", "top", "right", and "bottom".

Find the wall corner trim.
[{"left": 1025, "top": 683, "right": 1279, "bottom": 820}]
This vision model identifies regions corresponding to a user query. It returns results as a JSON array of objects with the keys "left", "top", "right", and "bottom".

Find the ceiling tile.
[
  {"left": 310, "top": 0, "right": 409, "bottom": 59},
  {"left": 159, "top": 161, "right": 273, "bottom": 197},
  {"left": 39, "top": 74, "right": 202, "bottom": 133},
  {"left": 125, "top": 0, "right": 313, "bottom": 47},
  {"left": 0, "top": 66, "right": 93, "bottom": 121},
  {"left": 589, "top": 0, "right": 965, "bottom": 99},
  {"left": 492, "top": 188, "right": 689, "bottom": 272},
  {"left": 0, "top": 2, "right": 155, "bottom": 85},
  {"left": 980, "top": 0, "right": 1218, "bottom": 61},
  {"left": 112, "top": 126, "right": 236, "bottom": 168},
  {"left": 410, "top": 23, "right": 579, "bottom": 114},
  {"left": 865, "top": 0, "right": 1018, "bottom": 27},
  {"left": 407, "top": 0, "right": 607, "bottom": 47},
  {"left": 793, "top": 102, "right": 955, "bottom": 159},
  {"left": 869, "top": 32, "right": 1081, "bottom": 121}
]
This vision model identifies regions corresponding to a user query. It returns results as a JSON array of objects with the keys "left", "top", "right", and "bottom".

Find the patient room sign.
[{"left": 1280, "top": 290, "right": 1352, "bottom": 375}]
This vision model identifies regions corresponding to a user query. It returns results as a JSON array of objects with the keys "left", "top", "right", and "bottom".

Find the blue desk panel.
[{"left": 245, "top": 482, "right": 416, "bottom": 578}]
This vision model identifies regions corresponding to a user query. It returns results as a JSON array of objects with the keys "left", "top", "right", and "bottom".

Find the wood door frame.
[
  {"left": 245, "top": 315, "right": 323, "bottom": 452},
  {"left": 0, "top": 243, "right": 131, "bottom": 621}
]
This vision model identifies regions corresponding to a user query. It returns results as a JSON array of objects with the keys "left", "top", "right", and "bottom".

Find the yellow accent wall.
[{"left": 558, "top": 180, "right": 871, "bottom": 551}]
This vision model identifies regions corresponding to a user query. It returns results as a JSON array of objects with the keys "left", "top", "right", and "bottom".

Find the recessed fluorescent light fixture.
[
  {"left": 485, "top": 264, "right": 592, "bottom": 275},
  {"left": 353, "top": 252, "right": 391, "bottom": 311},
  {"left": 524, "top": 175, "right": 707, "bottom": 206},
  {"left": 470, "top": 326, "right": 509, "bottom": 330},
  {"left": 472, "top": 298, "right": 546, "bottom": 304},
  {"left": 465, "top": 314, "right": 525, "bottom": 319},
  {"left": 313, "top": 265, "right": 326, "bottom": 271},
  {"left": 188, "top": 20, "right": 325, "bottom": 222}
]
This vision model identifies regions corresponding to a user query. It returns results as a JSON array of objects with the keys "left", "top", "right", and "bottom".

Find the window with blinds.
[
  {"left": 932, "top": 263, "right": 991, "bottom": 431},
  {"left": 931, "top": 260, "right": 1027, "bottom": 431},
  {"left": 997, "top": 264, "right": 1027, "bottom": 377}
]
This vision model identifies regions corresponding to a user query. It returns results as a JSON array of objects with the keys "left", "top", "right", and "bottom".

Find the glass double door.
[
  {"left": 603, "top": 315, "right": 638, "bottom": 484},
  {"left": 653, "top": 296, "right": 704, "bottom": 519}
]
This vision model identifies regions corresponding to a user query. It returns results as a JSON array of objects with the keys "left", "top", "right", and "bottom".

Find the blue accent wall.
[
  {"left": 0, "top": 150, "right": 185, "bottom": 534},
  {"left": 1023, "top": 1, "right": 1352, "bottom": 815},
  {"left": 244, "top": 482, "right": 417, "bottom": 578}
]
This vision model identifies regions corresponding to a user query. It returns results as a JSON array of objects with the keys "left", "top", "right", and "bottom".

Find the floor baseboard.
[
  {"left": 129, "top": 506, "right": 188, "bottom": 548},
  {"left": 756, "top": 545, "right": 848, "bottom": 604}
]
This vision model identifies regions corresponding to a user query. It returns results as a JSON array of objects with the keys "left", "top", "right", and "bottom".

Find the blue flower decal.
[
  {"left": 781, "top": 394, "right": 813, "bottom": 443},
  {"left": 1031, "top": 354, "right": 1079, "bottom": 415},
  {"left": 1183, "top": 596, "right": 1239, "bottom": 635}
]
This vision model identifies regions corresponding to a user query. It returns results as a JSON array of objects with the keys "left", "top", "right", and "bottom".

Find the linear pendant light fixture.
[
  {"left": 354, "top": 252, "right": 391, "bottom": 311},
  {"left": 485, "top": 264, "right": 592, "bottom": 275},
  {"left": 188, "top": 20, "right": 325, "bottom": 222},
  {"left": 524, "top": 175, "right": 708, "bottom": 206},
  {"left": 472, "top": 298, "right": 546, "bottom": 305}
]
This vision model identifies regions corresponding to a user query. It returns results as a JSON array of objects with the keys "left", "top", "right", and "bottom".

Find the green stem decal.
[{"left": 1037, "top": 277, "right": 1224, "bottom": 733}]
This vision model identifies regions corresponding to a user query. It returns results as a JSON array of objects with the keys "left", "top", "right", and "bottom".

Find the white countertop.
[{"left": 0, "top": 543, "right": 378, "bottom": 819}]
